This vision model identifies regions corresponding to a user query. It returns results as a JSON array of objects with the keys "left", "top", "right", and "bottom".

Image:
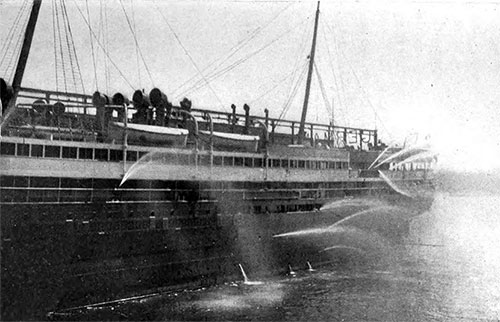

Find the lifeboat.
[{"left": 108, "top": 122, "right": 188, "bottom": 147}]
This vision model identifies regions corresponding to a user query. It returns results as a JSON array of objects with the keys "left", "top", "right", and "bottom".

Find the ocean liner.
[{"left": 0, "top": 1, "right": 435, "bottom": 319}]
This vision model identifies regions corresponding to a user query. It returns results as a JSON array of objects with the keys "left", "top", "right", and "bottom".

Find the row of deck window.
[
  {"left": 1, "top": 176, "right": 374, "bottom": 191},
  {"left": 0, "top": 142, "right": 348, "bottom": 170}
]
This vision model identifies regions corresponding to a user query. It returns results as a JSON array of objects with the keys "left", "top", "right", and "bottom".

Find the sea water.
[{"left": 58, "top": 190, "right": 500, "bottom": 321}]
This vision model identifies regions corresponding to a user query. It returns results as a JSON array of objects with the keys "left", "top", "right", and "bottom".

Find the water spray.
[
  {"left": 120, "top": 151, "right": 156, "bottom": 186},
  {"left": 238, "top": 263, "right": 249, "bottom": 283},
  {"left": 373, "top": 143, "right": 431, "bottom": 169},
  {"left": 321, "top": 245, "right": 366, "bottom": 255},
  {"left": 238, "top": 264, "right": 263, "bottom": 285},
  {"left": 377, "top": 170, "right": 413, "bottom": 198}
]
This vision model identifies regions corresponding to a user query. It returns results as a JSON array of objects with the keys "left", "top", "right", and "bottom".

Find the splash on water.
[
  {"left": 307, "top": 261, "right": 315, "bottom": 272},
  {"left": 238, "top": 264, "right": 249, "bottom": 282},
  {"left": 192, "top": 282, "right": 284, "bottom": 312},
  {"left": 238, "top": 264, "right": 264, "bottom": 286},
  {"left": 288, "top": 265, "right": 296, "bottom": 276}
]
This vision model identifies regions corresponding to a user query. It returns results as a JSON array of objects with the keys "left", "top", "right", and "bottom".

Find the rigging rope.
[
  {"left": 6, "top": 18, "right": 28, "bottom": 82},
  {"left": 179, "top": 17, "right": 309, "bottom": 98},
  {"left": 0, "top": 0, "right": 29, "bottom": 78},
  {"left": 277, "top": 61, "right": 308, "bottom": 122},
  {"left": 98, "top": 0, "right": 110, "bottom": 93},
  {"left": 278, "top": 14, "right": 311, "bottom": 123},
  {"left": 130, "top": 0, "right": 142, "bottom": 88},
  {"left": 103, "top": 0, "right": 110, "bottom": 93},
  {"left": 119, "top": 0, "right": 154, "bottom": 86},
  {"left": 171, "top": 2, "right": 294, "bottom": 98},
  {"left": 0, "top": 0, "right": 27, "bottom": 61},
  {"left": 85, "top": 0, "right": 99, "bottom": 90},
  {"left": 51, "top": 1, "right": 60, "bottom": 92},
  {"left": 48, "top": 0, "right": 85, "bottom": 94},
  {"left": 154, "top": 1, "right": 227, "bottom": 111},
  {"left": 248, "top": 66, "right": 304, "bottom": 106},
  {"left": 73, "top": 0, "right": 135, "bottom": 91},
  {"left": 319, "top": 23, "right": 339, "bottom": 123},
  {"left": 4, "top": 1, "right": 31, "bottom": 82},
  {"left": 61, "top": 0, "right": 85, "bottom": 93},
  {"left": 96, "top": 0, "right": 104, "bottom": 87},
  {"left": 321, "top": 20, "right": 349, "bottom": 127},
  {"left": 313, "top": 61, "right": 333, "bottom": 122},
  {"left": 55, "top": 0, "right": 68, "bottom": 92},
  {"left": 61, "top": 1, "right": 78, "bottom": 92},
  {"left": 182, "top": 20, "right": 308, "bottom": 96},
  {"left": 324, "top": 19, "right": 392, "bottom": 137}
]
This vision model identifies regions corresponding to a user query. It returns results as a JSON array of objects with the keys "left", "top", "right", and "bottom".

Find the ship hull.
[
  {"left": 0, "top": 135, "right": 434, "bottom": 320},
  {"left": 0, "top": 173, "right": 433, "bottom": 320}
]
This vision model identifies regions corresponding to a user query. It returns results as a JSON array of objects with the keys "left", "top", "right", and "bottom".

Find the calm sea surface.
[{"left": 64, "top": 192, "right": 500, "bottom": 321}]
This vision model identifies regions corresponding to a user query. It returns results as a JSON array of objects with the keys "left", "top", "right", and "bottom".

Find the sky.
[{"left": 1, "top": 0, "right": 500, "bottom": 172}]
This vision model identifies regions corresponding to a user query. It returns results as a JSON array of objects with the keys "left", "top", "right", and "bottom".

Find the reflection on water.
[{"left": 58, "top": 192, "right": 500, "bottom": 321}]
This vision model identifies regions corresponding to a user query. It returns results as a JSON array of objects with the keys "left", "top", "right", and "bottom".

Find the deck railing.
[{"left": 10, "top": 87, "right": 380, "bottom": 150}]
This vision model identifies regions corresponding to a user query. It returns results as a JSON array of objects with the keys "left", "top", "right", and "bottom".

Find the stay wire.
[
  {"left": 248, "top": 66, "right": 303, "bottom": 106},
  {"left": 285, "top": 15, "right": 310, "bottom": 103},
  {"left": 171, "top": 2, "right": 294, "bottom": 98},
  {"left": 55, "top": 1, "right": 68, "bottom": 92},
  {"left": 4, "top": 0, "right": 30, "bottom": 81},
  {"left": 313, "top": 61, "right": 332, "bottom": 120},
  {"left": 61, "top": 0, "right": 79, "bottom": 93},
  {"left": 182, "top": 18, "right": 307, "bottom": 96},
  {"left": 154, "top": 1, "right": 227, "bottom": 111},
  {"left": 85, "top": 0, "right": 99, "bottom": 90},
  {"left": 130, "top": 0, "right": 142, "bottom": 87},
  {"left": 277, "top": 61, "right": 308, "bottom": 123},
  {"left": 324, "top": 20, "right": 391, "bottom": 136},
  {"left": 103, "top": 0, "right": 110, "bottom": 93},
  {"left": 73, "top": 0, "right": 135, "bottom": 91},
  {"left": 180, "top": 17, "right": 308, "bottom": 98},
  {"left": 119, "top": 0, "right": 154, "bottom": 87},
  {"left": 6, "top": 16, "right": 28, "bottom": 82},
  {"left": 278, "top": 9, "right": 312, "bottom": 122},
  {"left": 323, "top": 20, "right": 350, "bottom": 127},
  {"left": 0, "top": 0, "right": 24, "bottom": 60},
  {"left": 96, "top": 0, "right": 104, "bottom": 80},
  {"left": 320, "top": 21, "right": 344, "bottom": 124},
  {"left": 51, "top": 0, "right": 59, "bottom": 92},
  {"left": 0, "top": 0, "right": 28, "bottom": 72},
  {"left": 62, "top": 0, "right": 85, "bottom": 94},
  {"left": 276, "top": 4, "right": 316, "bottom": 124}
]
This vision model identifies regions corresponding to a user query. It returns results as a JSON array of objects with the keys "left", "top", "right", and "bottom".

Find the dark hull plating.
[{"left": 0, "top": 175, "right": 433, "bottom": 320}]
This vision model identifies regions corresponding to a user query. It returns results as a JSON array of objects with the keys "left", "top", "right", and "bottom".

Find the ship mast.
[
  {"left": 297, "top": 1, "right": 320, "bottom": 145},
  {"left": 9, "top": 0, "right": 42, "bottom": 108}
]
